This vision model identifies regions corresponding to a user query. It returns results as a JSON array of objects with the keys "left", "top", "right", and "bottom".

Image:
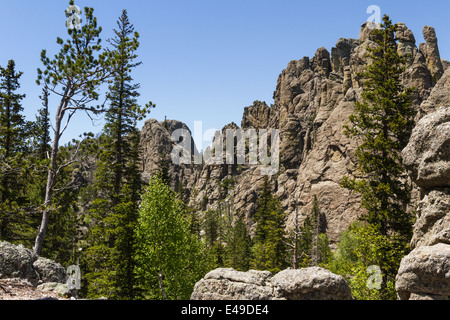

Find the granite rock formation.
[
  {"left": 190, "top": 267, "right": 352, "bottom": 300},
  {"left": 139, "top": 21, "right": 446, "bottom": 247},
  {"left": 396, "top": 106, "right": 450, "bottom": 300}
]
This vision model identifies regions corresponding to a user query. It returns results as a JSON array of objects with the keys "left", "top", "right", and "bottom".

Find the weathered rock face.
[
  {"left": 139, "top": 21, "right": 446, "bottom": 247},
  {"left": 191, "top": 267, "right": 352, "bottom": 300},
  {"left": 396, "top": 106, "right": 450, "bottom": 300},
  {"left": 420, "top": 26, "right": 444, "bottom": 85},
  {"left": 241, "top": 101, "right": 272, "bottom": 130},
  {"left": 270, "top": 267, "right": 353, "bottom": 300},
  {"left": 402, "top": 106, "right": 450, "bottom": 190},
  {"left": 420, "top": 68, "right": 450, "bottom": 117},
  {"left": 139, "top": 118, "right": 201, "bottom": 202}
]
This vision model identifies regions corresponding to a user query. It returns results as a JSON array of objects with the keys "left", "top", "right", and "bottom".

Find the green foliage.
[
  {"left": 225, "top": 216, "right": 252, "bottom": 271},
  {"left": 135, "top": 174, "right": 213, "bottom": 300},
  {"left": 36, "top": 2, "right": 113, "bottom": 105},
  {"left": 81, "top": 10, "right": 152, "bottom": 300},
  {"left": 340, "top": 15, "right": 416, "bottom": 298},
  {"left": 287, "top": 197, "right": 331, "bottom": 269},
  {"left": 328, "top": 222, "right": 403, "bottom": 300},
  {"left": 31, "top": 88, "right": 51, "bottom": 160},
  {"left": 33, "top": 0, "right": 117, "bottom": 257},
  {"left": 341, "top": 15, "right": 416, "bottom": 239},
  {"left": 202, "top": 209, "right": 226, "bottom": 267},
  {"left": 251, "top": 177, "right": 288, "bottom": 273},
  {"left": 0, "top": 59, "right": 32, "bottom": 242}
]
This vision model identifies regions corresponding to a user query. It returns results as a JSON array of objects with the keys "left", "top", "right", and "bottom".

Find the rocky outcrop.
[
  {"left": 32, "top": 257, "right": 67, "bottom": 284},
  {"left": 0, "top": 242, "right": 39, "bottom": 282},
  {"left": 396, "top": 106, "right": 450, "bottom": 300},
  {"left": 0, "top": 241, "right": 67, "bottom": 285},
  {"left": 402, "top": 106, "right": 450, "bottom": 190},
  {"left": 420, "top": 26, "right": 444, "bottom": 85},
  {"left": 191, "top": 267, "right": 352, "bottom": 300},
  {"left": 139, "top": 118, "right": 200, "bottom": 201},
  {"left": 420, "top": 68, "right": 450, "bottom": 117},
  {"left": 140, "top": 21, "right": 446, "bottom": 247},
  {"left": 241, "top": 101, "right": 272, "bottom": 130}
]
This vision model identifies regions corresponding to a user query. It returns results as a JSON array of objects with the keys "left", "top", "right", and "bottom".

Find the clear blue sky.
[{"left": 1, "top": 0, "right": 449, "bottom": 146}]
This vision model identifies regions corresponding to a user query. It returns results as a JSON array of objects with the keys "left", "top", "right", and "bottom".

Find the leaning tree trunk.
[{"left": 33, "top": 96, "right": 67, "bottom": 258}]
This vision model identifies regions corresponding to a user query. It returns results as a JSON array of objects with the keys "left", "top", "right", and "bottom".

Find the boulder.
[
  {"left": 271, "top": 267, "right": 352, "bottom": 300},
  {"left": 396, "top": 244, "right": 450, "bottom": 300},
  {"left": 0, "top": 241, "right": 38, "bottom": 282},
  {"left": 191, "top": 268, "right": 274, "bottom": 300},
  {"left": 191, "top": 267, "right": 352, "bottom": 300},
  {"left": 33, "top": 257, "right": 67, "bottom": 284},
  {"left": 0, "top": 241, "right": 67, "bottom": 285}
]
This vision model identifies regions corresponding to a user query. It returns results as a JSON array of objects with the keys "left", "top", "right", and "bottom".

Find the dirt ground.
[{"left": 0, "top": 278, "right": 70, "bottom": 300}]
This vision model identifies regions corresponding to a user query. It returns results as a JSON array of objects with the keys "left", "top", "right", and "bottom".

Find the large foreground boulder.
[
  {"left": 191, "top": 267, "right": 352, "bottom": 300},
  {"left": 32, "top": 257, "right": 67, "bottom": 284},
  {"left": 271, "top": 267, "right": 352, "bottom": 300},
  {"left": 0, "top": 241, "right": 67, "bottom": 285},
  {"left": 396, "top": 244, "right": 450, "bottom": 300},
  {"left": 0, "top": 242, "right": 38, "bottom": 282}
]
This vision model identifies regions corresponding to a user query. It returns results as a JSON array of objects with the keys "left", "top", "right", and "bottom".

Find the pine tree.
[
  {"left": 26, "top": 88, "right": 51, "bottom": 217},
  {"left": 203, "top": 209, "right": 226, "bottom": 267},
  {"left": 309, "top": 196, "right": 328, "bottom": 266},
  {"left": 341, "top": 15, "right": 417, "bottom": 298},
  {"left": 225, "top": 216, "right": 252, "bottom": 271},
  {"left": 0, "top": 59, "right": 30, "bottom": 241},
  {"left": 251, "top": 177, "right": 288, "bottom": 273},
  {"left": 33, "top": 1, "right": 115, "bottom": 257},
  {"left": 32, "top": 88, "right": 51, "bottom": 160},
  {"left": 82, "top": 10, "right": 154, "bottom": 299}
]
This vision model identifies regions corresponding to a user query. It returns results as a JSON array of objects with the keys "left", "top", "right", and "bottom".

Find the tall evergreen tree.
[
  {"left": 341, "top": 15, "right": 417, "bottom": 298},
  {"left": 0, "top": 59, "right": 30, "bottom": 241},
  {"left": 225, "top": 216, "right": 252, "bottom": 271},
  {"left": 26, "top": 88, "right": 51, "bottom": 215},
  {"left": 82, "top": 10, "right": 154, "bottom": 299},
  {"left": 32, "top": 87, "right": 51, "bottom": 160},
  {"left": 251, "top": 177, "right": 288, "bottom": 273}
]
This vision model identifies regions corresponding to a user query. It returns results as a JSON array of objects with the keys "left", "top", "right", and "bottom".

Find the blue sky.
[{"left": 1, "top": 0, "right": 449, "bottom": 147}]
